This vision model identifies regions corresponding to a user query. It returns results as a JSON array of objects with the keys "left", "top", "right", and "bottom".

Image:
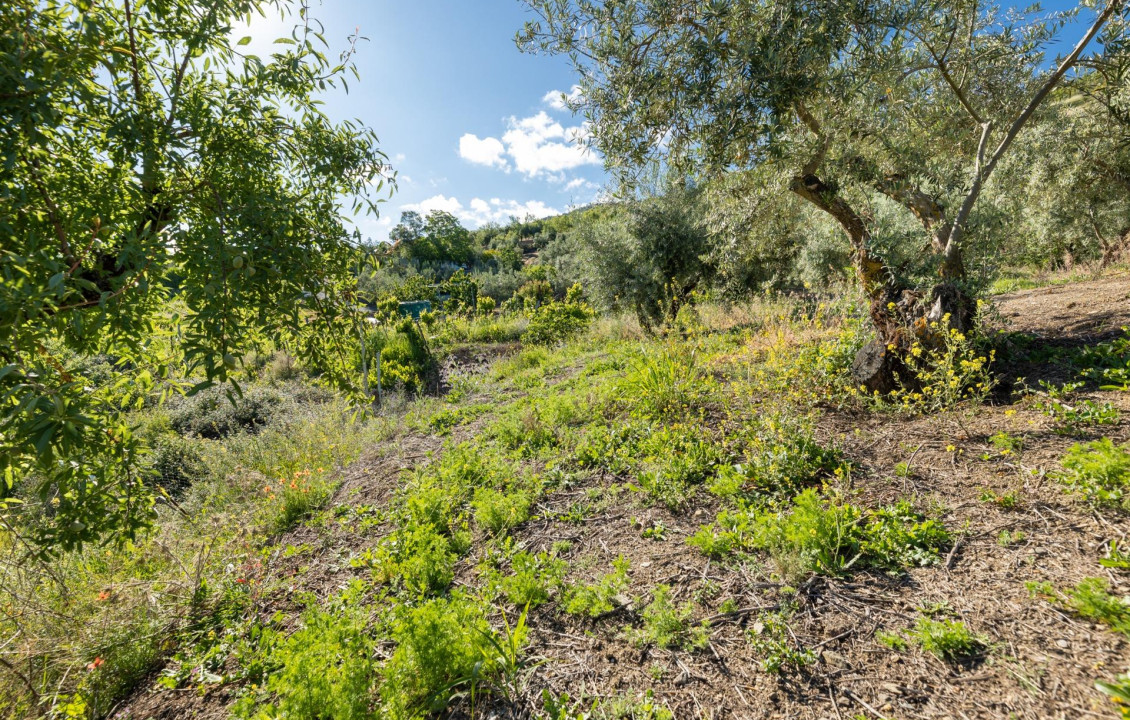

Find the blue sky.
[
  {"left": 241, "top": 1, "right": 606, "bottom": 244},
  {"left": 238, "top": 0, "right": 1098, "bottom": 244}
]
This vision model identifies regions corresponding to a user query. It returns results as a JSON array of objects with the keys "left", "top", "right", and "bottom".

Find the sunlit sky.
[
  {"left": 239, "top": 1, "right": 605, "bottom": 244},
  {"left": 238, "top": 0, "right": 1096, "bottom": 244}
]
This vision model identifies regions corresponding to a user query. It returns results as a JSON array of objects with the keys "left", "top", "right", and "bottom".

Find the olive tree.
[
  {"left": 519, "top": 0, "right": 1126, "bottom": 389},
  {"left": 1, "top": 0, "right": 392, "bottom": 551}
]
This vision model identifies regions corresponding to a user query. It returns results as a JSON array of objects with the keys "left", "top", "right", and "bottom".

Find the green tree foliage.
[
  {"left": 389, "top": 210, "right": 475, "bottom": 265},
  {"left": 577, "top": 185, "right": 708, "bottom": 327},
  {"left": 0, "top": 0, "right": 391, "bottom": 551},
  {"left": 518, "top": 0, "right": 1127, "bottom": 375}
]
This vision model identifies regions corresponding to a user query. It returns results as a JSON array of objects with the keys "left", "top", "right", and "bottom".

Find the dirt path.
[{"left": 994, "top": 273, "right": 1130, "bottom": 340}]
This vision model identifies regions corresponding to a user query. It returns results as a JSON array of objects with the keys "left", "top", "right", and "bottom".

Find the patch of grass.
[
  {"left": 488, "top": 551, "right": 568, "bottom": 608},
  {"left": 1058, "top": 438, "right": 1130, "bottom": 511},
  {"left": 628, "top": 424, "right": 728, "bottom": 509},
  {"left": 622, "top": 343, "right": 701, "bottom": 418},
  {"left": 380, "top": 593, "right": 521, "bottom": 719},
  {"left": 564, "top": 556, "right": 631, "bottom": 617},
  {"left": 875, "top": 629, "right": 908, "bottom": 651},
  {"left": 473, "top": 487, "right": 533, "bottom": 536},
  {"left": 909, "top": 617, "right": 986, "bottom": 662},
  {"left": 1030, "top": 578, "right": 1130, "bottom": 637},
  {"left": 628, "top": 585, "right": 709, "bottom": 651},
  {"left": 690, "top": 490, "right": 949, "bottom": 579}
]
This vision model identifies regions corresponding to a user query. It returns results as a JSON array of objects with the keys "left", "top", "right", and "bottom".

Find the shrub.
[
  {"left": 377, "top": 318, "right": 435, "bottom": 393},
  {"left": 477, "top": 296, "right": 497, "bottom": 316},
  {"left": 168, "top": 385, "right": 285, "bottom": 438},
  {"left": 146, "top": 434, "right": 207, "bottom": 494},
  {"left": 1058, "top": 438, "right": 1130, "bottom": 511},
  {"left": 523, "top": 287, "right": 596, "bottom": 346},
  {"left": 440, "top": 269, "right": 478, "bottom": 314},
  {"left": 516, "top": 278, "right": 554, "bottom": 306},
  {"left": 909, "top": 617, "right": 986, "bottom": 662}
]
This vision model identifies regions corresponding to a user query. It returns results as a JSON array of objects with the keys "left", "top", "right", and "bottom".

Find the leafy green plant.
[
  {"left": 998, "top": 529, "right": 1026, "bottom": 547},
  {"left": 979, "top": 487, "right": 1020, "bottom": 509},
  {"left": 490, "top": 551, "right": 567, "bottom": 608},
  {"left": 1058, "top": 438, "right": 1130, "bottom": 511},
  {"left": 523, "top": 285, "right": 596, "bottom": 345},
  {"left": 989, "top": 431, "right": 1024, "bottom": 455},
  {"left": 748, "top": 612, "right": 816, "bottom": 673},
  {"left": 380, "top": 593, "right": 511, "bottom": 719},
  {"left": 233, "top": 604, "right": 375, "bottom": 720},
  {"left": 1031, "top": 578, "right": 1130, "bottom": 637},
  {"left": 861, "top": 501, "right": 952, "bottom": 570},
  {"left": 1098, "top": 672, "right": 1130, "bottom": 720},
  {"left": 690, "top": 491, "right": 949, "bottom": 578},
  {"left": 709, "top": 419, "right": 846, "bottom": 499},
  {"left": 629, "top": 585, "right": 709, "bottom": 650},
  {"left": 1078, "top": 328, "right": 1130, "bottom": 392},
  {"left": 875, "top": 629, "right": 908, "bottom": 651},
  {"left": 1102, "top": 541, "right": 1130, "bottom": 570},
  {"left": 909, "top": 617, "right": 986, "bottom": 662},
  {"left": 473, "top": 487, "right": 533, "bottom": 536},
  {"left": 564, "top": 556, "right": 631, "bottom": 617}
]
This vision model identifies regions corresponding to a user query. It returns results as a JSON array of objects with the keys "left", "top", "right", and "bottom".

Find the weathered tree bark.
[
  {"left": 789, "top": 172, "right": 917, "bottom": 393},
  {"left": 873, "top": 175, "right": 976, "bottom": 332}
]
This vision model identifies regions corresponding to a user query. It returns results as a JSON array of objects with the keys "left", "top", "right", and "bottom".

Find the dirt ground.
[{"left": 121, "top": 276, "right": 1130, "bottom": 720}]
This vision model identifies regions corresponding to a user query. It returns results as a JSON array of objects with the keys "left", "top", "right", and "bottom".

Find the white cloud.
[
  {"left": 458, "top": 134, "right": 509, "bottom": 170},
  {"left": 564, "top": 177, "right": 595, "bottom": 192},
  {"left": 400, "top": 194, "right": 560, "bottom": 229},
  {"left": 458, "top": 88, "right": 600, "bottom": 180},
  {"left": 459, "top": 111, "right": 597, "bottom": 180},
  {"left": 542, "top": 85, "right": 584, "bottom": 111},
  {"left": 402, "top": 194, "right": 465, "bottom": 217},
  {"left": 392, "top": 153, "right": 407, "bottom": 164}
]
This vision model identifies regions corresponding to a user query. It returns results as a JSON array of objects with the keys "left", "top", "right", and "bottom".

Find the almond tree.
[{"left": 0, "top": 0, "right": 392, "bottom": 551}]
